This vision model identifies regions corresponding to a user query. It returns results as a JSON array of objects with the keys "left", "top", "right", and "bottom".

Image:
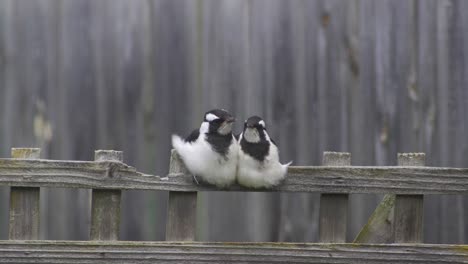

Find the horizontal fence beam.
[
  {"left": 1, "top": 158, "right": 468, "bottom": 194},
  {"left": 0, "top": 241, "right": 466, "bottom": 263}
]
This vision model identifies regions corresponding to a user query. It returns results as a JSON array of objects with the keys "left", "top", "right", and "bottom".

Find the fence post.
[
  {"left": 165, "top": 149, "right": 197, "bottom": 241},
  {"left": 319, "top": 151, "right": 350, "bottom": 242},
  {"left": 90, "top": 150, "right": 122, "bottom": 240},
  {"left": 394, "top": 153, "right": 425, "bottom": 243},
  {"left": 9, "top": 148, "right": 41, "bottom": 240}
]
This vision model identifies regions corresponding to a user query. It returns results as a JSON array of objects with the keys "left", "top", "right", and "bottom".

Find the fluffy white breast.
[
  {"left": 172, "top": 129, "right": 238, "bottom": 188},
  {"left": 237, "top": 132, "right": 290, "bottom": 188}
]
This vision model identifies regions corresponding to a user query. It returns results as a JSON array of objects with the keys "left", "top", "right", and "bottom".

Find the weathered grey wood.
[
  {"left": 353, "top": 194, "right": 395, "bottom": 243},
  {"left": 355, "top": 153, "right": 426, "bottom": 243},
  {"left": 394, "top": 153, "right": 425, "bottom": 243},
  {"left": 90, "top": 150, "right": 122, "bottom": 241},
  {"left": 1, "top": 0, "right": 468, "bottom": 244},
  {"left": 2, "top": 158, "right": 468, "bottom": 194},
  {"left": 166, "top": 150, "right": 197, "bottom": 241},
  {"left": 9, "top": 148, "right": 40, "bottom": 240},
  {"left": 319, "top": 152, "right": 350, "bottom": 242},
  {"left": 0, "top": 240, "right": 466, "bottom": 264}
]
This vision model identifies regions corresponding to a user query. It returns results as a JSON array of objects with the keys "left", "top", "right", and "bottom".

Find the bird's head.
[
  {"left": 243, "top": 116, "right": 266, "bottom": 143},
  {"left": 203, "top": 109, "right": 235, "bottom": 135}
]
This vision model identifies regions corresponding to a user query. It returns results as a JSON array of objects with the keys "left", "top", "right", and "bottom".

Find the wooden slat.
[
  {"left": 2, "top": 157, "right": 468, "bottom": 194},
  {"left": 354, "top": 153, "right": 426, "bottom": 243},
  {"left": 90, "top": 150, "right": 122, "bottom": 241},
  {"left": 166, "top": 150, "right": 197, "bottom": 241},
  {"left": 319, "top": 152, "right": 350, "bottom": 242},
  {"left": 9, "top": 148, "right": 40, "bottom": 240},
  {"left": 0, "top": 240, "right": 466, "bottom": 263},
  {"left": 394, "top": 153, "right": 425, "bottom": 243},
  {"left": 353, "top": 194, "right": 395, "bottom": 243}
]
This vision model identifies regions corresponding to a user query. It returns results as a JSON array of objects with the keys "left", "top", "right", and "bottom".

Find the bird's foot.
[{"left": 192, "top": 174, "right": 200, "bottom": 185}]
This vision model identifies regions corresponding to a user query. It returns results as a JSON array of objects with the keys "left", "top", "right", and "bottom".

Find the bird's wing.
[{"left": 185, "top": 129, "right": 200, "bottom": 143}]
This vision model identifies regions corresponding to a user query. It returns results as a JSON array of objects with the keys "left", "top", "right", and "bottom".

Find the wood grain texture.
[
  {"left": 9, "top": 148, "right": 40, "bottom": 240},
  {"left": 1, "top": 0, "right": 468, "bottom": 243},
  {"left": 0, "top": 240, "right": 466, "bottom": 263},
  {"left": 166, "top": 150, "right": 197, "bottom": 241},
  {"left": 353, "top": 194, "right": 395, "bottom": 243},
  {"left": 355, "top": 153, "right": 426, "bottom": 243},
  {"left": 394, "top": 153, "right": 425, "bottom": 243},
  {"left": 2, "top": 158, "right": 468, "bottom": 194},
  {"left": 90, "top": 150, "right": 122, "bottom": 241},
  {"left": 319, "top": 152, "right": 350, "bottom": 242}
]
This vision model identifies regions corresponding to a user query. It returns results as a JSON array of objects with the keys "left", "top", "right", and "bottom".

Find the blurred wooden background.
[{"left": 0, "top": 0, "right": 467, "bottom": 243}]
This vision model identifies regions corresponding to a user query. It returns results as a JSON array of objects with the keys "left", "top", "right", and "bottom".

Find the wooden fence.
[{"left": 0, "top": 148, "right": 467, "bottom": 263}]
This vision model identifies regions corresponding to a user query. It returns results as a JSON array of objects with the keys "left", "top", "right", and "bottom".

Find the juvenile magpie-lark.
[
  {"left": 237, "top": 116, "right": 291, "bottom": 188},
  {"left": 171, "top": 109, "right": 238, "bottom": 188}
]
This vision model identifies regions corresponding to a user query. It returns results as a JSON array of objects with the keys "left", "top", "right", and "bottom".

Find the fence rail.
[
  {"left": 1, "top": 158, "right": 468, "bottom": 194},
  {"left": 1, "top": 148, "right": 467, "bottom": 263},
  {"left": 0, "top": 241, "right": 467, "bottom": 264}
]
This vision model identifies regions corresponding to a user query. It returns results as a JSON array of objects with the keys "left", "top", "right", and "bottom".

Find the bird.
[
  {"left": 237, "top": 116, "right": 291, "bottom": 188},
  {"left": 171, "top": 109, "right": 239, "bottom": 188}
]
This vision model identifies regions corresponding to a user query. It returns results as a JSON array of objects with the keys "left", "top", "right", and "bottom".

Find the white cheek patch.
[
  {"left": 259, "top": 120, "right": 265, "bottom": 128},
  {"left": 205, "top": 113, "right": 219, "bottom": 122}
]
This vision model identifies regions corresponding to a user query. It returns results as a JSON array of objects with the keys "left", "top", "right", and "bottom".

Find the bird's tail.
[
  {"left": 171, "top": 135, "right": 185, "bottom": 155},
  {"left": 282, "top": 161, "right": 293, "bottom": 174}
]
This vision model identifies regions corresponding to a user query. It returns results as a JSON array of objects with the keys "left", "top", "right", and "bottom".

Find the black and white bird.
[
  {"left": 237, "top": 116, "right": 291, "bottom": 188},
  {"left": 171, "top": 109, "right": 238, "bottom": 188}
]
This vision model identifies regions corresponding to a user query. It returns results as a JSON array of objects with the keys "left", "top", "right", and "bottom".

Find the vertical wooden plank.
[
  {"left": 319, "top": 152, "right": 350, "bottom": 243},
  {"left": 394, "top": 153, "right": 425, "bottom": 243},
  {"left": 415, "top": 0, "right": 438, "bottom": 244},
  {"left": 45, "top": 0, "right": 94, "bottom": 240},
  {"left": 166, "top": 150, "right": 197, "bottom": 241},
  {"left": 250, "top": 0, "right": 318, "bottom": 243},
  {"left": 348, "top": 0, "right": 381, "bottom": 241},
  {"left": 9, "top": 148, "right": 41, "bottom": 240},
  {"left": 92, "top": 0, "right": 157, "bottom": 241},
  {"left": 0, "top": 0, "right": 12, "bottom": 240},
  {"left": 237, "top": 0, "right": 277, "bottom": 243},
  {"left": 199, "top": 0, "right": 279, "bottom": 243},
  {"left": 457, "top": 0, "right": 468, "bottom": 243},
  {"left": 141, "top": 0, "right": 198, "bottom": 241},
  {"left": 90, "top": 150, "right": 122, "bottom": 241},
  {"left": 441, "top": 0, "right": 468, "bottom": 244},
  {"left": 281, "top": 0, "right": 320, "bottom": 243},
  {"left": 435, "top": 0, "right": 454, "bottom": 245}
]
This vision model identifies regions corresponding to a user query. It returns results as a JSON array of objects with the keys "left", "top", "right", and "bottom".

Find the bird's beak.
[{"left": 226, "top": 117, "right": 235, "bottom": 123}]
